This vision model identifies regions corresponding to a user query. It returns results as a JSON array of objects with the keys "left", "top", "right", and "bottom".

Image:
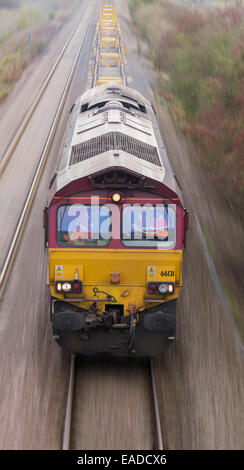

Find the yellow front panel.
[{"left": 48, "top": 249, "right": 182, "bottom": 315}]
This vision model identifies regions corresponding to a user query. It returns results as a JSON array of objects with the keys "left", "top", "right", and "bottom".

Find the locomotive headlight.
[
  {"left": 168, "top": 283, "right": 174, "bottom": 293},
  {"left": 111, "top": 192, "right": 121, "bottom": 203},
  {"left": 62, "top": 282, "right": 72, "bottom": 292},
  {"left": 158, "top": 283, "right": 168, "bottom": 294}
]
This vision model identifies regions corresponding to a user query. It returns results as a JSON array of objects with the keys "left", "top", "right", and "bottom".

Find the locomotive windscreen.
[
  {"left": 55, "top": 202, "right": 176, "bottom": 249},
  {"left": 56, "top": 204, "right": 111, "bottom": 247}
]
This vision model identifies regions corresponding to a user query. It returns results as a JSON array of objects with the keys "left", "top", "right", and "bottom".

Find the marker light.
[
  {"left": 73, "top": 282, "right": 81, "bottom": 292},
  {"left": 168, "top": 284, "right": 174, "bottom": 293},
  {"left": 149, "top": 284, "right": 158, "bottom": 293},
  {"left": 56, "top": 282, "right": 62, "bottom": 291},
  {"left": 111, "top": 192, "right": 121, "bottom": 203},
  {"left": 158, "top": 283, "right": 168, "bottom": 294},
  {"left": 62, "top": 282, "right": 72, "bottom": 292}
]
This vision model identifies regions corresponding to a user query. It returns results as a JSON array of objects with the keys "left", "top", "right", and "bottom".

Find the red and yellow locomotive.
[{"left": 44, "top": 7, "right": 188, "bottom": 356}]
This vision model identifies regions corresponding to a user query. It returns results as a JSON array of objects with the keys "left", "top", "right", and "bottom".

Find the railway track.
[
  {"left": 61, "top": 356, "right": 164, "bottom": 450},
  {"left": 0, "top": 2, "right": 96, "bottom": 296}
]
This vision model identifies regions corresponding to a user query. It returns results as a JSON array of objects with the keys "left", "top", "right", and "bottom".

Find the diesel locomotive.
[{"left": 44, "top": 6, "right": 188, "bottom": 356}]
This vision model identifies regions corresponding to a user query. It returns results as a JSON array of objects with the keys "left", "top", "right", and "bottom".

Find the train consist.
[{"left": 44, "top": 5, "right": 188, "bottom": 356}]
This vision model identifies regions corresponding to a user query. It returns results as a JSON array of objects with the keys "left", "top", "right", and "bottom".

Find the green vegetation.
[
  {"left": 130, "top": 0, "right": 244, "bottom": 217},
  {"left": 0, "top": 0, "right": 79, "bottom": 103},
  {"left": 17, "top": 4, "right": 43, "bottom": 31},
  {"left": 0, "top": 30, "right": 13, "bottom": 44},
  {"left": 129, "top": 0, "right": 154, "bottom": 15},
  {"left": 0, "top": 51, "right": 24, "bottom": 100}
]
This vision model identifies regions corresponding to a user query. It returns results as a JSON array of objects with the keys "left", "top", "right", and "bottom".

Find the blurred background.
[
  {"left": 0, "top": 0, "right": 243, "bottom": 450},
  {"left": 0, "top": 1, "right": 81, "bottom": 102}
]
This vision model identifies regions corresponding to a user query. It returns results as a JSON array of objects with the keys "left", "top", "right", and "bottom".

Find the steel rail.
[
  {"left": 150, "top": 359, "right": 164, "bottom": 450},
  {"left": 0, "top": 2, "right": 87, "bottom": 176},
  {"left": 92, "top": 30, "right": 101, "bottom": 88},
  {"left": 0, "top": 3, "right": 95, "bottom": 296},
  {"left": 62, "top": 354, "right": 76, "bottom": 450},
  {"left": 116, "top": 29, "right": 127, "bottom": 87}
]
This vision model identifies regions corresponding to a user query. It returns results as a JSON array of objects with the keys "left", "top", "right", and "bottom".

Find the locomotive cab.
[{"left": 46, "top": 170, "right": 186, "bottom": 356}]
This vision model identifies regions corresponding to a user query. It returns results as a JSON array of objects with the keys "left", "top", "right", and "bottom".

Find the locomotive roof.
[{"left": 50, "top": 83, "right": 183, "bottom": 202}]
